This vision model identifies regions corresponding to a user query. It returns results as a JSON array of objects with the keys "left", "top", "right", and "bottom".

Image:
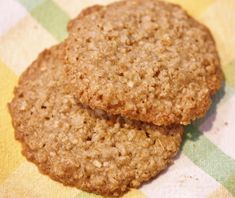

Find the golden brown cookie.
[
  {"left": 64, "top": 0, "right": 222, "bottom": 126},
  {"left": 9, "top": 45, "right": 183, "bottom": 197}
]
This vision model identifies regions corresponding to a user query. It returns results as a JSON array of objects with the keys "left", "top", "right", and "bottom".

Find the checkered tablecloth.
[{"left": 0, "top": 0, "right": 235, "bottom": 197}]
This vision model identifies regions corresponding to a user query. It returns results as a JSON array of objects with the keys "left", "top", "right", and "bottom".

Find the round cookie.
[
  {"left": 64, "top": 0, "right": 222, "bottom": 126},
  {"left": 9, "top": 45, "right": 183, "bottom": 197}
]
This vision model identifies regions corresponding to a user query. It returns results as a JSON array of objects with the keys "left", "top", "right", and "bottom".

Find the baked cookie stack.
[{"left": 9, "top": 0, "right": 222, "bottom": 197}]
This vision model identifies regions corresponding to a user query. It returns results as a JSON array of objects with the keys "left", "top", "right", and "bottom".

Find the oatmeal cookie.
[
  {"left": 64, "top": 0, "right": 222, "bottom": 125},
  {"left": 9, "top": 45, "right": 183, "bottom": 197}
]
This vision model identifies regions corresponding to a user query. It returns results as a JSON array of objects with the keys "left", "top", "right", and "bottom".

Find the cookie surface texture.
[
  {"left": 9, "top": 45, "right": 183, "bottom": 197},
  {"left": 64, "top": 0, "right": 222, "bottom": 125}
]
